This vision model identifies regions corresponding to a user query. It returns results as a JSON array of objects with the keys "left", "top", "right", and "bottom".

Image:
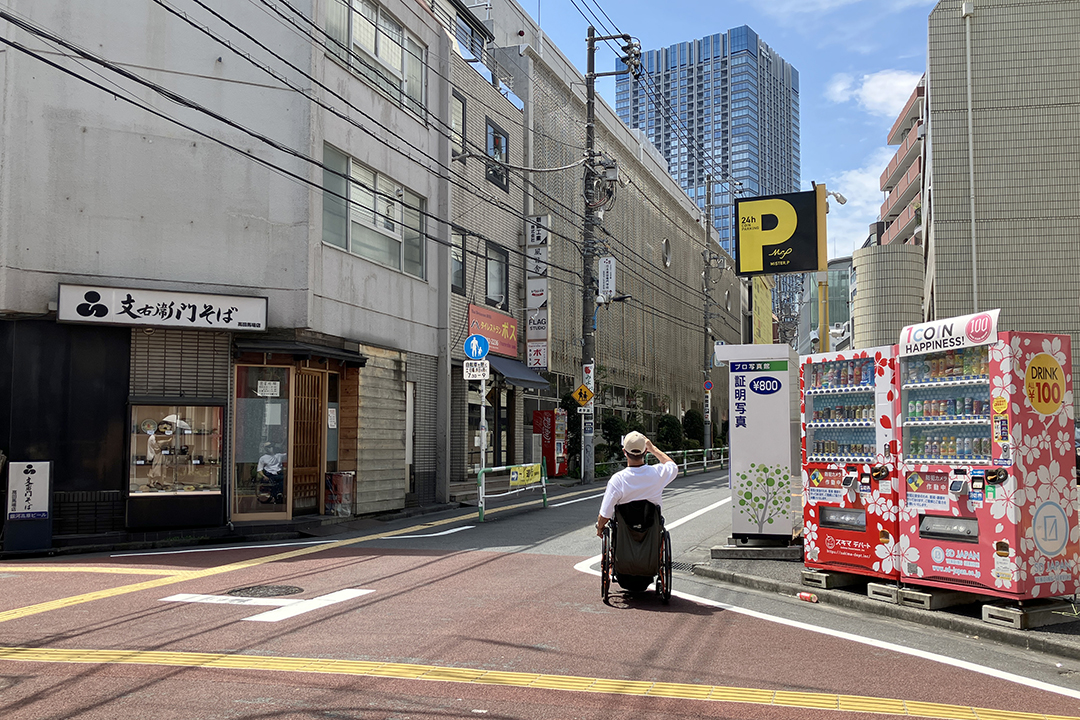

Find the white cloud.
[
  {"left": 825, "top": 73, "right": 855, "bottom": 103},
  {"left": 826, "top": 70, "right": 923, "bottom": 117},
  {"left": 823, "top": 147, "right": 894, "bottom": 259}
]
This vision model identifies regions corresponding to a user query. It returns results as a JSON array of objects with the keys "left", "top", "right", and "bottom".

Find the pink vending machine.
[
  {"left": 800, "top": 346, "right": 901, "bottom": 580},
  {"left": 897, "top": 310, "right": 1080, "bottom": 599},
  {"left": 533, "top": 409, "right": 568, "bottom": 477}
]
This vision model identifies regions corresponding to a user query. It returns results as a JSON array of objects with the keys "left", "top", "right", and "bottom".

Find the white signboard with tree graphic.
[{"left": 716, "top": 344, "right": 801, "bottom": 539}]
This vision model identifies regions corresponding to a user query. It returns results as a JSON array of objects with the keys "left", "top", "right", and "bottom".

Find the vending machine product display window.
[
  {"left": 801, "top": 346, "right": 900, "bottom": 580},
  {"left": 897, "top": 310, "right": 1080, "bottom": 600}
]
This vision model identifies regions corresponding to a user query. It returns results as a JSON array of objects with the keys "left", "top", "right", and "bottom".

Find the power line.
[
  {"left": 248, "top": 0, "right": 721, "bottom": 305},
  {"left": 0, "top": 6, "right": 717, "bottom": 347},
  {"left": 0, "top": 17, "right": 588, "bottom": 296}
]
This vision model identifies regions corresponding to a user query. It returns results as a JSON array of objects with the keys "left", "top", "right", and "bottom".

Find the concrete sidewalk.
[{"left": 692, "top": 554, "right": 1080, "bottom": 662}]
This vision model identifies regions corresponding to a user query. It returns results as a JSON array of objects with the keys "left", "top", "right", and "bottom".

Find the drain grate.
[
  {"left": 671, "top": 562, "right": 695, "bottom": 572},
  {"left": 227, "top": 585, "right": 304, "bottom": 598}
]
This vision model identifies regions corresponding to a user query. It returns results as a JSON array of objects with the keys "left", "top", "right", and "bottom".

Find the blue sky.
[{"left": 526, "top": 0, "right": 936, "bottom": 259}]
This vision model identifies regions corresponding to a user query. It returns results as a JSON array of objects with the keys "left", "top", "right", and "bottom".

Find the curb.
[{"left": 691, "top": 564, "right": 1080, "bottom": 662}]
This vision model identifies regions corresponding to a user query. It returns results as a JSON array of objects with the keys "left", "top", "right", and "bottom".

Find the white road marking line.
[
  {"left": 160, "top": 593, "right": 297, "bottom": 607},
  {"left": 574, "top": 498, "right": 1080, "bottom": 702},
  {"left": 379, "top": 526, "right": 475, "bottom": 539},
  {"left": 113, "top": 540, "right": 337, "bottom": 558},
  {"left": 551, "top": 493, "right": 605, "bottom": 507},
  {"left": 244, "top": 589, "right": 374, "bottom": 622},
  {"left": 665, "top": 497, "right": 731, "bottom": 529},
  {"left": 159, "top": 589, "right": 374, "bottom": 622}
]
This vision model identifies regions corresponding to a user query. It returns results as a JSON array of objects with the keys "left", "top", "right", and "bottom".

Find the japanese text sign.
[
  {"left": 58, "top": 284, "right": 267, "bottom": 332},
  {"left": 7, "top": 461, "right": 50, "bottom": 521}
]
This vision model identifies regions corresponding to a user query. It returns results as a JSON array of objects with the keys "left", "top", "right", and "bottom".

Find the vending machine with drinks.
[
  {"left": 801, "top": 346, "right": 901, "bottom": 579},
  {"left": 897, "top": 310, "right": 1080, "bottom": 599},
  {"left": 533, "top": 409, "right": 568, "bottom": 477}
]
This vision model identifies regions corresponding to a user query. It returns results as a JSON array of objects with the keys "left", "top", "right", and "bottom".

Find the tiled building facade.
[{"left": 925, "top": 0, "right": 1080, "bottom": 413}]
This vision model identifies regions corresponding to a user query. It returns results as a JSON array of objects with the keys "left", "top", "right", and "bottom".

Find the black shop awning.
[
  {"left": 487, "top": 355, "right": 549, "bottom": 390},
  {"left": 234, "top": 339, "right": 368, "bottom": 367}
]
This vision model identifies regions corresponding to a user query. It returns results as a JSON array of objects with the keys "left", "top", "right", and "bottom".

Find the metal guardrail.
[
  {"left": 594, "top": 447, "right": 728, "bottom": 482},
  {"left": 476, "top": 460, "right": 547, "bottom": 521}
]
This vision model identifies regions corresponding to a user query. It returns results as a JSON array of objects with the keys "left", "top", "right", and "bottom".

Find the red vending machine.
[
  {"left": 801, "top": 346, "right": 901, "bottom": 579},
  {"left": 898, "top": 310, "right": 1080, "bottom": 599},
  {"left": 533, "top": 409, "right": 568, "bottom": 477}
]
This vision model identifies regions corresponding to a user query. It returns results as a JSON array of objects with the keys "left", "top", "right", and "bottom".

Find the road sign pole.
[{"left": 480, "top": 376, "right": 487, "bottom": 479}]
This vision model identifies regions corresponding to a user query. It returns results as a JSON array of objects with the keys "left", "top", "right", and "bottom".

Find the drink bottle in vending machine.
[
  {"left": 800, "top": 346, "right": 901, "bottom": 579},
  {"left": 533, "top": 409, "right": 568, "bottom": 477},
  {"left": 897, "top": 310, "right": 1080, "bottom": 600}
]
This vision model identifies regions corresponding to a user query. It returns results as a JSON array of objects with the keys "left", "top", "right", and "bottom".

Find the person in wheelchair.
[{"left": 595, "top": 432, "right": 678, "bottom": 601}]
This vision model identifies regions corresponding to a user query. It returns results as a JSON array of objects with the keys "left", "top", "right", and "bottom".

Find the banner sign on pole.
[
  {"left": 525, "top": 215, "right": 550, "bottom": 369},
  {"left": 599, "top": 256, "right": 616, "bottom": 298}
]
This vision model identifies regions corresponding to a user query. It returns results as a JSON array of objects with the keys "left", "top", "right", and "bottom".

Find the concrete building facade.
[{"left": 0, "top": 0, "right": 453, "bottom": 543}]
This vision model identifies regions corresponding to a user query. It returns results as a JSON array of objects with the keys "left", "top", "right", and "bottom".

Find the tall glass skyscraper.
[
  {"left": 615, "top": 26, "right": 800, "bottom": 250},
  {"left": 615, "top": 25, "right": 802, "bottom": 337}
]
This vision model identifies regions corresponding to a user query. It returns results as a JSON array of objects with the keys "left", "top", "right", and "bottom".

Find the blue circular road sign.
[{"left": 464, "top": 334, "right": 490, "bottom": 360}]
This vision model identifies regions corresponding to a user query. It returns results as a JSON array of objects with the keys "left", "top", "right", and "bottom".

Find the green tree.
[
  {"left": 600, "top": 411, "right": 627, "bottom": 450},
  {"left": 682, "top": 409, "right": 705, "bottom": 446},
  {"left": 656, "top": 414, "right": 684, "bottom": 451}
]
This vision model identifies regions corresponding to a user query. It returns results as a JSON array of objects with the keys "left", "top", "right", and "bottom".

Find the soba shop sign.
[
  {"left": 899, "top": 309, "right": 1000, "bottom": 356},
  {"left": 58, "top": 284, "right": 268, "bottom": 332}
]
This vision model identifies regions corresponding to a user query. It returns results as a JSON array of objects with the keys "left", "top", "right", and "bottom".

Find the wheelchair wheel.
[
  {"left": 600, "top": 526, "right": 611, "bottom": 601},
  {"left": 657, "top": 529, "right": 672, "bottom": 604}
]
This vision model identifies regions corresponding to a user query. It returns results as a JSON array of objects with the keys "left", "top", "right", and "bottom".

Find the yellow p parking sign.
[{"left": 735, "top": 186, "right": 826, "bottom": 277}]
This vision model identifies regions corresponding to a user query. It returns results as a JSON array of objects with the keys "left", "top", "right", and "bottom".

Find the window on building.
[
  {"left": 486, "top": 119, "right": 509, "bottom": 192},
  {"left": 486, "top": 243, "right": 508, "bottom": 310},
  {"left": 325, "top": 0, "right": 425, "bottom": 116},
  {"left": 451, "top": 229, "right": 466, "bottom": 294},
  {"left": 321, "top": 143, "right": 426, "bottom": 279},
  {"left": 451, "top": 90, "right": 466, "bottom": 159}
]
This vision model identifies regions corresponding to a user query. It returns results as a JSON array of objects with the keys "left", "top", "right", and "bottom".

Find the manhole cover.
[
  {"left": 671, "top": 562, "right": 695, "bottom": 572},
  {"left": 227, "top": 585, "right": 303, "bottom": 598}
]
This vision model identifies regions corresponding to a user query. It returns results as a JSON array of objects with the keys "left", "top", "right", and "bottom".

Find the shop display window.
[{"left": 129, "top": 405, "right": 224, "bottom": 494}]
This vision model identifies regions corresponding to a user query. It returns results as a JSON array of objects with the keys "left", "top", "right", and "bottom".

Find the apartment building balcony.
[
  {"left": 882, "top": 192, "right": 921, "bottom": 245},
  {"left": 880, "top": 119, "right": 922, "bottom": 192},
  {"left": 880, "top": 156, "right": 921, "bottom": 222},
  {"left": 886, "top": 82, "right": 924, "bottom": 145}
]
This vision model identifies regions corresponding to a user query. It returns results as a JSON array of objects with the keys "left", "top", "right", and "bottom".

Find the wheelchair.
[{"left": 600, "top": 500, "right": 672, "bottom": 604}]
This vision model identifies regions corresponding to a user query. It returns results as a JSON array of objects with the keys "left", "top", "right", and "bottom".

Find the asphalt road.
[{"left": 1, "top": 470, "right": 1079, "bottom": 719}]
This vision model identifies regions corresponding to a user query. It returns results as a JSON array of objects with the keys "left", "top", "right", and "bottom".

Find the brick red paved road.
[{"left": 1, "top": 542, "right": 1078, "bottom": 719}]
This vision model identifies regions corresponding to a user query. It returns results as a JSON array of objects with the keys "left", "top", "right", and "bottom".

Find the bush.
[
  {"left": 656, "top": 414, "right": 684, "bottom": 451},
  {"left": 684, "top": 439, "right": 702, "bottom": 451},
  {"left": 682, "top": 409, "right": 705, "bottom": 446}
]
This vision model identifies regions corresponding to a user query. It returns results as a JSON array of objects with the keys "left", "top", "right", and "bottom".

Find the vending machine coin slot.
[
  {"left": 986, "top": 468, "right": 1007, "bottom": 485},
  {"left": 919, "top": 515, "right": 979, "bottom": 543},
  {"left": 871, "top": 465, "right": 889, "bottom": 481},
  {"left": 820, "top": 506, "right": 867, "bottom": 532},
  {"left": 948, "top": 467, "right": 969, "bottom": 495}
]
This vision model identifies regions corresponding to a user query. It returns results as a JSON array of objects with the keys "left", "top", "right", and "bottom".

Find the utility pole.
[
  {"left": 582, "top": 26, "right": 639, "bottom": 483},
  {"left": 703, "top": 174, "right": 713, "bottom": 451}
]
